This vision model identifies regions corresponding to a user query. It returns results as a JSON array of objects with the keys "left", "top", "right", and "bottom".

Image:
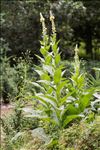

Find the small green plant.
[
  {"left": 88, "top": 67, "right": 100, "bottom": 90},
  {"left": 26, "top": 12, "right": 95, "bottom": 129},
  {"left": 14, "top": 52, "right": 34, "bottom": 102}
]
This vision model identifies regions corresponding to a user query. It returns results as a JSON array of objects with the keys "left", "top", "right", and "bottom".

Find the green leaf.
[
  {"left": 51, "top": 39, "right": 60, "bottom": 53},
  {"left": 56, "top": 81, "right": 67, "bottom": 95},
  {"left": 31, "top": 82, "right": 45, "bottom": 91},
  {"left": 77, "top": 73, "right": 85, "bottom": 88},
  {"left": 54, "top": 68, "right": 61, "bottom": 84},
  {"left": 61, "top": 69, "right": 66, "bottom": 76},
  {"left": 55, "top": 54, "right": 61, "bottom": 65},
  {"left": 61, "top": 103, "right": 80, "bottom": 123},
  {"left": 45, "top": 45, "right": 50, "bottom": 51},
  {"left": 40, "top": 46, "right": 47, "bottom": 56},
  {"left": 40, "top": 40, "right": 44, "bottom": 45},
  {"left": 23, "top": 107, "right": 48, "bottom": 118},
  {"left": 63, "top": 115, "right": 81, "bottom": 128},
  {"left": 79, "top": 91, "right": 94, "bottom": 111},
  {"left": 35, "top": 54, "right": 45, "bottom": 63},
  {"left": 43, "top": 64, "right": 53, "bottom": 75},
  {"left": 46, "top": 87, "right": 54, "bottom": 94},
  {"left": 37, "top": 80, "right": 56, "bottom": 91},
  {"left": 33, "top": 95, "right": 48, "bottom": 107},
  {"left": 45, "top": 54, "right": 52, "bottom": 65},
  {"left": 37, "top": 80, "right": 50, "bottom": 85},
  {"left": 23, "top": 107, "right": 42, "bottom": 115},
  {"left": 35, "top": 94, "right": 57, "bottom": 109},
  {"left": 64, "top": 104, "right": 80, "bottom": 115},
  {"left": 44, "top": 95, "right": 57, "bottom": 103},
  {"left": 41, "top": 73, "right": 51, "bottom": 81},
  {"left": 35, "top": 69, "right": 44, "bottom": 76},
  {"left": 52, "top": 44, "right": 58, "bottom": 53},
  {"left": 60, "top": 91, "right": 74, "bottom": 105}
]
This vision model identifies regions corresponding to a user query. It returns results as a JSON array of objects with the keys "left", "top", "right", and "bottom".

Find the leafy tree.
[{"left": 1, "top": 0, "right": 100, "bottom": 60}]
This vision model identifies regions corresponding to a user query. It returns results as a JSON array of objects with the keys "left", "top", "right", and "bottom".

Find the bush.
[
  {"left": 58, "top": 116, "right": 100, "bottom": 150},
  {"left": 0, "top": 38, "right": 17, "bottom": 103},
  {"left": 0, "top": 39, "right": 34, "bottom": 103},
  {"left": 1, "top": 116, "right": 99, "bottom": 150}
]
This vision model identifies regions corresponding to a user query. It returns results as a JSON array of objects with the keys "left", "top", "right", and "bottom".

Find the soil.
[{"left": 0, "top": 103, "right": 14, "bottom": 118}]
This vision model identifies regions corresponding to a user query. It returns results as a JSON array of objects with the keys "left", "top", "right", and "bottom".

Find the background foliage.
[{"left": 1, "top": 0, "right": 100, "bottom": 62}]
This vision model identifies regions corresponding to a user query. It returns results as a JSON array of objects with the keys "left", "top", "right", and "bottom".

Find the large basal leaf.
[
  {"left": 35, "top": 94, "right": 57, "bottom": 109},
  {"left": 23, "top": 107, "right": 42, "bottom": 114},
  {"left": 79, "top": 90, "right": 94, "bottom": 112},
  {"left": 33, "top": 95, "right": 48, "bottom": 107},
  {"left": 37, "top": 80, "right": 52, "bottom": 92},
  {"left": 62, "top": 115, "right": 81, "bottom": 128},
  {"left": 60, "top": 91, "right": 75, "bottom": 105},
  {"left": 23, "top": 107, "right": 47, "bottom": 118},
  {"left": 61, "top": 103, "right": 80, "bottom": 122},
  {"left": 31, "top": 82, "right": 45, "bottom": 91},
  {"left": 43, "top": 95, "right": 57, "bottom": 103},
  {"left": 37, "top": 80, "right": 56, "bottom": 92}
]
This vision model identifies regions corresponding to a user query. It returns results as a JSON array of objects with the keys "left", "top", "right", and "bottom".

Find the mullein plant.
[
  {"left": 64, "top": 45, "right": 95, "bottom": 121},
  {"left": 27, "top": 12, "right": 95, "bottom": 129}
]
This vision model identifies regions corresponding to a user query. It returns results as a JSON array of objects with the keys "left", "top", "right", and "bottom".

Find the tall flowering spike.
[
  {"left": 40, "top": 13, "right": 47, "bottom": 37},
  {"left": 74, "top": 44, "right": 80, "bottom": 72},
  {"left": 75, "top": 44, "right": 79, "bottom": 62},
  {"left": 50, "top": 10, "right": 56, "bottom": 34}
]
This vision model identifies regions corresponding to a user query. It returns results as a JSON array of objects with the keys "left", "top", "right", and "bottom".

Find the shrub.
[
  {"left": 13, "top": 53, "right": 35, "bottom": 102},
  {"left": 58, "top": 116, "right": 100, "bottom": 150},
  {"left": 0, "top": 38, "right": 17, "bottom": 103},
  {"left": 0, "top": 39, "right": 34, "bottom": 103},
  {"left": 1, "top": 116, "right": 99, "bottom": 150},
  {"left": 1, "top": 100, "right": 39, "bottom": 150}
]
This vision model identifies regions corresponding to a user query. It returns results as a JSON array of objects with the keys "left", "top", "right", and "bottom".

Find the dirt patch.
[
  {"left": 0, "top": 103, "right": 14, "bottom": 147},
  {"left": 0, "top": 103, "right": 14, "bottom": 118}
]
